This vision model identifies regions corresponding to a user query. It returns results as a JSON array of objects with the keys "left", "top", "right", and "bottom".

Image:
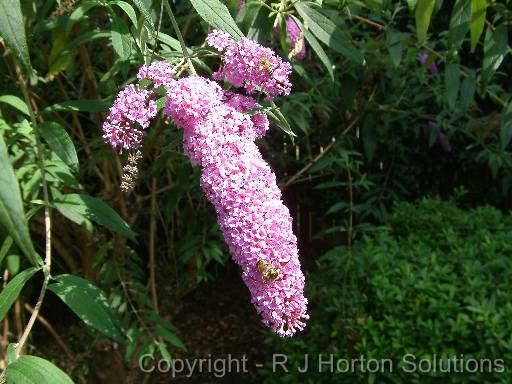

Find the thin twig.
[
  {"left": 149, "top": 177, "right": 159, "bottom": 314},
  {"left": 281, "top": 117, "right": 359, "bottom": 189},
  {"left": 163, "top": 0, "right": 197, "bottom": 75},
  {"left": 1, "top": 270, "right": 9, "bottom": 369},
  {"left": 281, "top": 140, "right": 336, "bottom": 188},
  {"left": 348, "top": 14, "right": 384, "bottom": 30},
  {"left": 14, "top": 65, "right": 52, "bottom": 358},
  {"left": 346, "top": 163, "right": 353, "bottom": 250}
]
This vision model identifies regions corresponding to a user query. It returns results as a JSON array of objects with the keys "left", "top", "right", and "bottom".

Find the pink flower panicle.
[
  {"left": 222, "top": 91, "right": 269, "bottom": 139},
  {"left": 206, "top": 30, "right": 292, "bottom": 99},
  {"left": 164, "top": 76, "right": 224, "bottom": 132},
  {"left": 286, "top": 18, "right": 306, "bottom": 61},
  {"left": 137, "top": 60, "right": 175, "bottom": 87},
  {"left": 102, "top": 84, "right": 157, "bottom": 151},
  {"left": 163, "top": 76, "right": 308, "bottom": 336},
  {"left": 205, "top": 30, "right": 234, "bottom": 52}
]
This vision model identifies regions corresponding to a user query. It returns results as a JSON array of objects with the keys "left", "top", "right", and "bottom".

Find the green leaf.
[
  {"left": 40, "top": 100, "right": 109, "bottom": 114},
  {"left": 445, "top": 63, "right": 460, "bottom": 109},
  {"left": 111, "top": 14, "right": 132, "bottom": 60},
  {"left": 66, "top": 1, "right": 103, "bottom": 35},
  {"left": 48, "top": 274, "right": 125, "bottom": 343},
  {"left": 295, "top": 3, "right": 363, "bottom": 64},
  {"left": 5, "top": 355, "right": 74, "bottom": 384},
  {"left": 470, "top": 0, "right": 486, "bottom": 52},
  {"left": 110, "top": 1, "right": 138, "bottom": 28},
  {"left": 0, "top": 267, "right": 40, "bottom": 322},
  {"left": 0, "top": 0, "right": 31, "bottom": 73},
  {"left": 38, "top": 122, "right": 79, "bottom": 172},
  {"left": 415, "top": 0, "right": 436, "bottom": 42},
  {"left": 500, "top": 101, "right": 512, "bottom": 150},
  {"left": 267, "top": 102, "right": 296, "bottom": 138},
  {"left": 154, "top": 328, "right": 186, "bottom": 350},
  {"left": 132, "top": 0, "right": 155, "bottom": 33},
  {"left": 362, "top": 114, "right": 377, "bottom": 161},
  {"left": 460, "top": 70, "right": 476, "bottom": 111},
  {"left": 481, "top": 24, "right": 508, "bottom": 86},
  {"left": 386, "top": 31, "right": 408, "bottom": 67},
  {"left": 407, "top": 0, "right": 418, "bottom": 10},
  {"left": 0, "top": 95, "right": 29, "bottom": 116},
  {"left": 189, "top": 0, "right": 244, "bottom": 39},
  {"left": 53, "top": 31, "right": 111, "bottom": 61},
  {"left": 291, "top": 16, "right": 333, "bottom": 79},
  {"left": 7, "top": 342, "right": 17, "bottom": 364},
  {"left": 0, "top": 133, "right": 40, "bottom": 265},
  {"left": 6, "top": 254, "right": 20, "bottom": 275},
  {"left": 449, "top": 0, "right": 471, "bottom": 48},
  {"left": 0, "top": 235, "right": 14, "bottom": 265},
  {"left": 53, "top": 194, "right": 136, "bottom": 241}
]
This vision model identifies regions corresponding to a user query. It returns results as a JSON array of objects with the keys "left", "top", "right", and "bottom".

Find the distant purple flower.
[
  {"left": 428, "top": 62, "right": 439, "bottom": 75},
  {"left": 417, "top": 52, "right": 428, "bottom": 64},
  {"left": 426, "top": 121, "right": 452, "bottom": 153},
  {"left": 437, "top": 132, "right": 452, "bottom": 153}
]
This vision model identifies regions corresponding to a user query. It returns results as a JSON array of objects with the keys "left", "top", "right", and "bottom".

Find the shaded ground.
[
  {"left": 33, "top": 264, "right": 272, "bottom": 383},
  {"left": 149, "top": 265, "right": 272, "bottom": 383}
]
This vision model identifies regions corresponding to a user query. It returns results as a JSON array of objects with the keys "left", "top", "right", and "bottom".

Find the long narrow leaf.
[
  {"left": 0, "top": 0, "right": 31, "bottom": 73},
  {"left": 0, "top": 133, "right": 40, "bottom": 265},
  {"left": 189, "top": 0, "right": 244, "bottom": 39}
]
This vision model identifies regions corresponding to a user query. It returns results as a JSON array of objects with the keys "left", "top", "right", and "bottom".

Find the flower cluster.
[
  {"left": 206, "top": 30, "right": 292, "bottom": 98},
  {"left": 417, "top": 52, "right": 439, "bottom": 75},
  {"left": 286, "top": 18, "right": 306, "bottom": 61},
  {"left": 102, "top": 84, "right": 157, "bottom": 151},
  {"left": 102, "top": 36, "right": 307, "bottom": 336},
  {"left": 103, "top": 61, "right": 174, "bottom": 152},
  {"left": 164, "top": 76, "right": 308, "bottom": 336},
  {"left": 137, "top": 61, "right": 175, "bottom": 87},
  {"left": 222, "top": 91, "right": 269, "bottom": 139},
  {"left": 427, "top": 121, "right": 452, "bottom": 153}
]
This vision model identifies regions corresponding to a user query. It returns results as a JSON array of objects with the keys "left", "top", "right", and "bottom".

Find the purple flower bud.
[
  {"left": 437, "top": 132, "right": 452, "bottom": 153},
  {"left": 286, "top": 18, "right": 306, "bottom": 61},
  {"left": 428, "top": 62, "right": 439, "bottom": 75},
  {"left": 417, "top": 52, "right": 428, "bottom": 64}
]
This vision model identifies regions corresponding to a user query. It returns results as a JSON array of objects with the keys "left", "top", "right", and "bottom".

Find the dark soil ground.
[{"left": 31, "top": 265, "right": 274, "bottom": 383}]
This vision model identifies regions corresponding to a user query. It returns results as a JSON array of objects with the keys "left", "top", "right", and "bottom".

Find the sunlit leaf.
[
  {"left": 295, "top": 3, "right": 363, "bottom": 64},
  {"left": 481, "top": 24, "right": 508, "bottom": 87},
  {"left": 189, "top": 0, "right": 244, "bottom": 39},
  {"left": 0, "top": 267, "right": 40, "bottom": 321},
  {"left": 470, "top": 0, "right": 486, "bottom": 52},
  {"left": 5, "top": 355, "right": 74, "bottom": 384},
  {"left": 415, "top": 0, "right": 436, "bottom": 42},
  {"left": 0, "top": 95, "right": 29, "bottom": 116},
  {"left": 54, "top": 194, "right": 136, "bottom": 241}
]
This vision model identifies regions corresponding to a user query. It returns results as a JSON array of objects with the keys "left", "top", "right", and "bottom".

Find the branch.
[
  {"left": 163, "top": 0, "right": 197, "bottom": 75},
  {"left": 14, "top": 65, "right": 52, "bottom": 358}
]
